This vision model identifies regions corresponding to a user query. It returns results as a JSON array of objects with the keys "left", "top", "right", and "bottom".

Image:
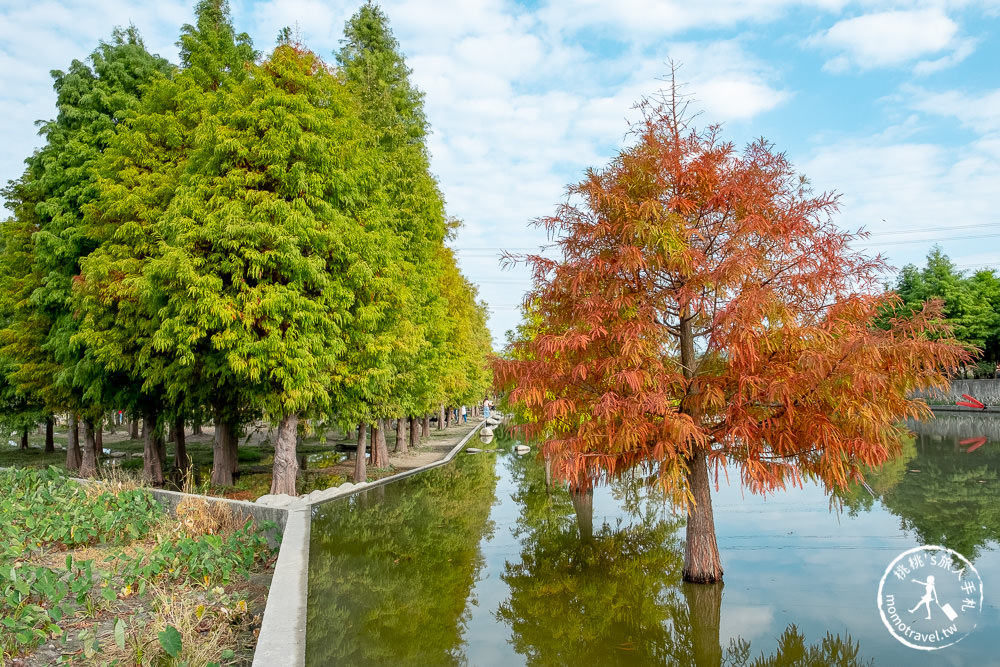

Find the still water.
[{"left": 306, "top": 414, "right": 1000, "bottom": 666}]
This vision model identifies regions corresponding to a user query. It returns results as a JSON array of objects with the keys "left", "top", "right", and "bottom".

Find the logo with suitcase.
[{"left": 877, "top": 545, "right": 983, "bottom": 650}]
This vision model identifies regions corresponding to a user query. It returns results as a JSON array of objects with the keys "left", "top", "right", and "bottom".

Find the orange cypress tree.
[{"left": 495, "top": 84, "right": 971, "bottom": 583}]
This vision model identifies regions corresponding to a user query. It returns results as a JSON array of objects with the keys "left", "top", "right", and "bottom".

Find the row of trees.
[
  {"left": 886, "top": 246, "right": 1000, "bottom": 375},
  {"left": 0, "top": 1, "right": 493, "bottom": 494}
]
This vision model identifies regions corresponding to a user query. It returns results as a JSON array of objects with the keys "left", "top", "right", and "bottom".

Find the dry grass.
[
  {"left": 81, "top": 465, "right": 144, "bottom": 501},
  {"left": 95, "top": 582, "right": 257, "bottom": 667},
  {"left": 174, "top": 495, "right": 246, "bottom": 537}
]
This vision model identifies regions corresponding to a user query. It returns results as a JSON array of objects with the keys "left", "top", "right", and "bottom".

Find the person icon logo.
[{"left": 877, "top": 545, "right": 983, "bottom": 650}]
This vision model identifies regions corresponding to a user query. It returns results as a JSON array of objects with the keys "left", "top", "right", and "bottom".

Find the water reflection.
[
  {"left": 306, "top": 438, "right": 885, "bottom": 665},
  {"left": 841, "top": 414, "right": 1000, "bottom": 560},
  {"left": 306, "top": 451, "right": 498, "bottom": 666}
]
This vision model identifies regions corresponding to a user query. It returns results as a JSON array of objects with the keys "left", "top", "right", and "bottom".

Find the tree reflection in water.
[
  {"left": 306, "top": 438, "right": 873, "bottom": 666},
  {"left": 498, "top": 444, "right": 872, "bottom": 666},
  {"left": 839, "top": 414, "right": 1000, "bottom": 560}
]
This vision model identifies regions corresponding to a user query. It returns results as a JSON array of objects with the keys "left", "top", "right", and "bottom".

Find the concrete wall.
[{"left": 912, "top": 379, "right": 1000, "bottom": 405}]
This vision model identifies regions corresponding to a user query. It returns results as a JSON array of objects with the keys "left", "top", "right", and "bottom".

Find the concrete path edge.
[{"left": 252, "top": 420, "right": 486, "bottom": 667}]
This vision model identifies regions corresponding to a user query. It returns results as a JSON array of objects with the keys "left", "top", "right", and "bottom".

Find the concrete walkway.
[{"left": 250, "top": 421, "right": 487, "bottom": 667}]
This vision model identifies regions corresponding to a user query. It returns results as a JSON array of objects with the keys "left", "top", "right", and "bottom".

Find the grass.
[{"left": 0, "top": 467, "right": 275, "bottom": 666}]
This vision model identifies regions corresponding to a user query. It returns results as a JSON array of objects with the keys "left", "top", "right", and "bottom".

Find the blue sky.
[{"left": 2, "top": 0, "right": 998, "bottom": 345}]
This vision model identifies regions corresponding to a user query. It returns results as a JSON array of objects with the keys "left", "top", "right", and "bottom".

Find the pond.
[{"left": 306, "top": 414, "right": 1000, "bottom": 666}]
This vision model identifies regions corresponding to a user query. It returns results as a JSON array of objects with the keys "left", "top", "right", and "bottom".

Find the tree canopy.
[
  {"left": 0, "top": 2, "right": 493, "bottom": 493},
  {"left": 495, "top": 79, "right": 970, "bottom": 583}
]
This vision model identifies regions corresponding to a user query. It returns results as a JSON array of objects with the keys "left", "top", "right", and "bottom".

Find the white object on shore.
[{"left": 514, "top": 444, "right": 530, "bottom": 455}]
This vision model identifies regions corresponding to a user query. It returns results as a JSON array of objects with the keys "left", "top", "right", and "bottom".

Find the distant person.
[
  {"left": 483, "top": 398, "right": 491, "bottom": 419},
  {"left": 461, "top": 405, "right": 467, "bottom": 423}
]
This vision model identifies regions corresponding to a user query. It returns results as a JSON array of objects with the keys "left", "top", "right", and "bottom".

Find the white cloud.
[
  {"left": 906, "top": 85, "right": 1000, "bottom": 136},
  {"left": 806, "top": 8, "right": 967, "bottom": 72},
  {"left": 800, "top": 136, "right": 1000, "bottom": 273}
]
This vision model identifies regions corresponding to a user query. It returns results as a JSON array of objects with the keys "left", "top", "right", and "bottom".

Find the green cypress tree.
[{"left": 0, "top": 26, "right": 171, "bottom": 475}]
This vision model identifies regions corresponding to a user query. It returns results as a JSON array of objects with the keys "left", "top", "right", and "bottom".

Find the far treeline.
[
  {"left": 882, "top": 245, "right": 1000, "bottom": 377},
  {"left": 0, "top": 1, "right": 493, "bottom": 494}
]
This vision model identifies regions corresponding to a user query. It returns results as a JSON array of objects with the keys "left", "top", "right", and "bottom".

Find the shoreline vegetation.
[
  {"left": 1, "top": 420, "right": 475, "bottom": 665},
  {"left": 1, "top": 467, "right": 274, "bottom": 666}
]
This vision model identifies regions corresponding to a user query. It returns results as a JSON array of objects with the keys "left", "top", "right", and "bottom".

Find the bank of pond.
[{"left": 306, "top": 415, "right": 1000, "bottom": 666}]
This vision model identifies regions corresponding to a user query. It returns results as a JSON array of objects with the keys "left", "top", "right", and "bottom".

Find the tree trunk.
[
  {"left": 174, "top": 415, "right": 189, "bottom": 472},
  {"left": 395, "top": 417, "right": 407, "bottom": 454},
  {"left": 438, "top": 405, "right": 445, "bottom": 430},
  {"left": 129, "top": 419, "right": 139, "bottom": 439},
  {"left": 409, "top": 416, "right": 419, "bottom": 449},
  {"left": 95, "top": 422, "right": 103, "bottom": 463},
  {"left": 354, "top": 421, "right": 367, "bottom": 483},
  {"left": 422, "top": 414, "right": 430, "bottom": 437},
  {"left": 211, "top": 414, "right": 236, "bottom": 486},
  {"left": 229, "top": 423, "right": 240, "bottom": 474},
  {"left": 371, "top": 420, "right": 390, "bottom": 468},
  {"left": 44, "top": 416, "right": 54, "bottom": 454},
  {"left": 270, "top": 413, "right": 299, "bottom": 495},
  {"left": 682, "top": 581, "right": 724, "bottom": 667},
  {"left": 570, "top": 484, "right": 594, "bottom": 541},
  {"left": 66, "top": 414, "right": 81, "bottom": 471},
  {"left": 142, "top": 412, "right": 164, "bottom": 485},
  {"left": 192, "top": 421, "right": 203, "bottom": 436},
  {"left": 107, "top": 412, "right": 116, "bottom": 435},
  {"left": 19, "top": 427, "right": 28, "bottom": 450},
  {"left": 683, "top": 448, "right": 723, "bottom": 583},
  {"left": 79, "top": 420, "right": 97, "bottom": 478}
]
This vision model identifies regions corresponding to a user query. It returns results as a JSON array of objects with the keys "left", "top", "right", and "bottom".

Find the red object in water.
[
  {"left": 960, "top": 436, "right": 988, "bottom": 453},
  {"left": 956, "top": 394, "right": 986, "bottom": 409}
]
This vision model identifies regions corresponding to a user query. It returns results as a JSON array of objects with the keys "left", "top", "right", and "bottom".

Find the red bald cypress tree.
[{"left": 495, "top": 83, "right": 970, "bottom": 583}]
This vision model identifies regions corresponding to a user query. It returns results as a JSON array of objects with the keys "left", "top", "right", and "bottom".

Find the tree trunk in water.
[
  {"left": 438, "top": 405, "right": 445, "bottom": 430},
  {"left": 129, "top": 419, "right": 139, "bottom": 439},
  {"left": 174, "top": 415, "right": 188, "bottom": 472},
  {"left": 569, "top": 484, "right": 594, "bottom": 541},
  {"left": 270, "top": 413, "right": 299, "bottom": 495},
  {"left": 354, "top": 422, "right": 367, "bottom": 483},
  {"left": 44, "top": 416, "right": 54, "bottom": 454},
  {"left": 211, "top": 415, "right": 236, "bottom": 486},
  {"left": 682, "top": 581, "right": 724, "bottom": 667},
  {"left": 371, "top": 421, "right": 390, "bottom": 468},
  {"left": 142, "top": 412, "right": 164, "bottom": 485},
  {"left": 683, "top": 448, "right": 723, "bottom": 583},
  {"left": 79, "top": 420, "right": 97, "bottom": 478},
  {"left": 19, "top": 427, "right": 28, "bottom": 450},
  {"left": 409, "top": 416, "right": 419, "bottom": 448},
  {"left": 66, "top": 414, "right": 81, "bottom": 471},
  {"left": 422, "top": 414, "right": 430, "bottom": 437},
  {"left": 395, "top": 417, "right": 407, "bottom": 454}
]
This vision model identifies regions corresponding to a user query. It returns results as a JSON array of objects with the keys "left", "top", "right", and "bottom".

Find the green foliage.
[
  {"left": 116, "top": 522, "right": 271, "bottom": 587},
  {"left": 0, "top": 467, "right": 273, "bottom": 658},
  {"left": 0, "top": 25, "right": 172, "bottom": 421},
  {"left": 887, "top": 245, "right": 1000, "bottom": 366}
]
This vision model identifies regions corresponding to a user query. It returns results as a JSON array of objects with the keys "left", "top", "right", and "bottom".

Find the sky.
[{"left": 2, "top": 0, "right": 999, "bottom": 347}]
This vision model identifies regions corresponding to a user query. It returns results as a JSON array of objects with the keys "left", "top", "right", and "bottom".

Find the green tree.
[
  {"left": 891, "top": 246, "right": 998, "bottom": 367},
  {"left": 0, "top": 26, "right": 172, "bottom": 476}
]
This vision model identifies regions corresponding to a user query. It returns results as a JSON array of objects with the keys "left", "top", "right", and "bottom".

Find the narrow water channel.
[{"left": 306, "top": 414, "right": 1000, "bottom": 666}]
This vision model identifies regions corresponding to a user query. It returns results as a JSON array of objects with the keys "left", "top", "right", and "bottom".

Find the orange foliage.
[{"left": 495, "top": 87, "right": 971, "bottom": 507}]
